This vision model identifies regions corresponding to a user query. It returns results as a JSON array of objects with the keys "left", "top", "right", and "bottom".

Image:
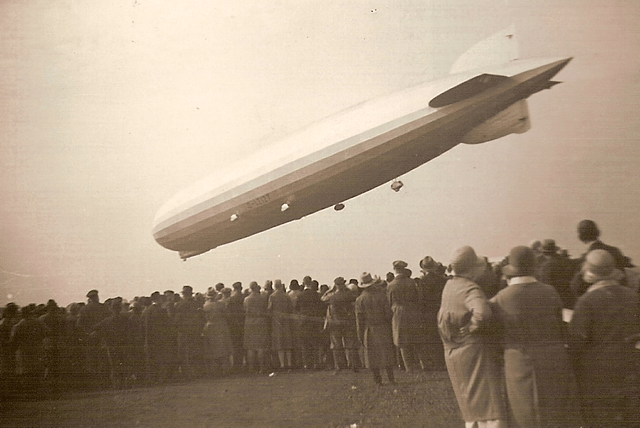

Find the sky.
[{"left": 1, "top": 0, "right": 639, "bottom": 306}]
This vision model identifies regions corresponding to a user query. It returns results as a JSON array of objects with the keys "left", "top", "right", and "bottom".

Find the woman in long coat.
[
  {"left": 438, "top": 246, "right": 507, "bottom": 427},
  {"left": 202, "top": 289, "right": 233, "bottom": 376},
  {"left": 243, "top": 282, "right": 270, "bottom": 372},
  {"left": 355, "top": 273, "right": 396, "bottom": 386},
  {"left": 268, "top": 280, "right": 294, "bottom": 369}
]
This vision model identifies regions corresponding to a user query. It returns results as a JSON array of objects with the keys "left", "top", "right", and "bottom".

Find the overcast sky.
[{"left": 1, "top": 0, "right": 639, "bottom": 306}]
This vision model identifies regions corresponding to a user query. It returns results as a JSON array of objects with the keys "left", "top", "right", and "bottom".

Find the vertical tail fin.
[{"left": 450, "top": 25, "right": 519, "bottom": 74}]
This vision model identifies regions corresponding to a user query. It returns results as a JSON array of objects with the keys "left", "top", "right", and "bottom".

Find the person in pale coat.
[
  {"left": 438, "top": 245, "right": 507, "bottom": 428},
  {"left": 268, "top": 279, "right": 294, "bottom": 370},
  {"left": 202, "top": 288, "right": 233, "bottom": 377},
  {"left": 491, "top": 245, "right": 581, "bottom": 428}
]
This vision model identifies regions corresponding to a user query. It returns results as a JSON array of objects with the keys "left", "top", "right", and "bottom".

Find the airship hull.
[{"left": 153, "top": 56, "right": 571, "bottom": 259}]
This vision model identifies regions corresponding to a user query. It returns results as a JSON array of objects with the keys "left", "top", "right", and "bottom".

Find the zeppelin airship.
[{"left": 153, "top": 27, "right": 571, "bottom": 260}]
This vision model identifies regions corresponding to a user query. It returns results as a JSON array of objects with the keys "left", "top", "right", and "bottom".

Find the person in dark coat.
[
  {"left": 322, "top": 277, "right": 359, "bottom": 373},
  {"left": 92, "top": 299, "right": 133, "bottom": 389},
  {"left": 39, "top": 300, "right": 66, "bottom": 394},
  {"left": 568, "top": 249, "right": 640, "bottom": 427},
  {"left": 570, "top": 219, "right": 634, "bottom": 299},
  {"left": 535, "top": 239, "right": 578, "bottom": 308},
  {"left": 355, "top": 272, "right": 396, "bottom": 386},
  {"left": 11, "top": 304, "right": 47, "bottom": 397},
  {"left": 295, "top": 277, "right": 326, "bottom": 370},
  {"left": 174, "top": 285, "right": 205, "bottom": 379},
  {"left": 386, "top": 260, "right": 428, "bottom": 373},
  {"left": 438, "top": 246, "right": 507, "bottom": 427},
  {"left": 142, "top": 293, "right": 175, "bottom": 384},
  {"left": 77, "top": 289, "right": 111, "bottom": 387},
  {"left": 0, "top": 303, "right": 20, "bottom": 399},
  {"left": 227, "top": 282, "right": 245, "bottom": 371},
  {"left": 416, "top": 256, "right": 447, "bottom": 370},
  {"left": 491, "top": 246, "right": 581, "bottom": 428}
]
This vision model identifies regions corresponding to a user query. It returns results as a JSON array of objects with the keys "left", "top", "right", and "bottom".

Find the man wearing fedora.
[
  {"left": 387, "top": 260, "right": 428, "bottom": 373},
  {"left": 490, "top": 246, "right": 581, "bottom": 428},
  {"left": 438, "top": 245, "right": 507, "bottom": 428},
  {"left": 355, "top": 272, "right": 396, "bottom": 386},
  {"left": 568, "top": 249, "right": 640, "bottom": 426},
  {"left": 535, "top": 238, "right": 577, "bottom": 309}
]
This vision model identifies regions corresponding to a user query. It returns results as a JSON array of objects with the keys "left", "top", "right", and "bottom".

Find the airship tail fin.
[{"left": 450, "top": 25, "right": 519, "bottom": 75}]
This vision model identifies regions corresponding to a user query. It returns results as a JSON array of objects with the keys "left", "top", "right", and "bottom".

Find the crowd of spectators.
[{"left": 0, "top": 219, "right": 638, "bottom": 426}]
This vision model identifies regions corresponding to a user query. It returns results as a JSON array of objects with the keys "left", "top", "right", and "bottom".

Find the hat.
[
  {"left": 419, "top": 256, "right": 438, "bottom": 272},
  {"left": 578, "top": 219, "right": 600, "bottom": 242},
  {"left": 582, "top": 249, "right": 619, "bottom": 283},
  {"left": 449, "top": 246, "right": 486, "bottom": 276},
  {"left": 334, "top": 277, "right": 346, "bottom": 286},
  {"left": 392, "top": 260, "right": 408, "bottom": 271},
  {"left": 86, "top": 289, "right": 99, "bottom": 298},
  {"left": 221, "top": 287, "right": 232, "bottom": 295},
  {"left": 540, "top": 239, "right": 559, "bottom": 254},
  {"left": 359, "top": 272, "right": 380, "bottom": 288},
  {"left": 206, "top": 289, "right": 217, "bottom": 299},
  {"left": 502, "top": 246, "right": 536, "bottom": 276},
  {"left": 182, "top": 285, "right": 193, "bottom": 296}
]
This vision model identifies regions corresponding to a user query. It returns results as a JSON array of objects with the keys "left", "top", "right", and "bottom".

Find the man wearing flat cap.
[
  {"left": 386, "top": 260, "right": 427, "bottom": 373},
  {"left": 490, "top": 246, "right": 581, "bottom": 427},
  {"left": 568, "top": 249, "right": 640, "bottom": 426}
]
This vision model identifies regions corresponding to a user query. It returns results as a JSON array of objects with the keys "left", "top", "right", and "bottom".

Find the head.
[
  {"left": 449, "top": 246, "right": 487, "bottom": 279},
  {"left": 214, "top": 282, "right": 225, "bottom": 292},
  {"left": 264, "top": 280, "right": 273, "bottom": 291},
  {"left": 582, "top": 249, "right": 619, "bottom": 283},
  {"left": 232, "top": 281, "right": 242, "bottom": 291},
  {"left": 334, "top": 276, "right": 347, "bottom": 290},
  {"left": 540, "top": 239, "right": 559, "bottom": 255},
  {"left": 578, "top": 219, "right": 600, "bottom": 243},
  {"left": 249, "top": 281, "right": 261, "bottom": 293},
  {"left": 221, "top": 288, "right": 232, "bottom": 298},
  {"left": 182, "top": 285, "right": 193, "bottom": 297},
  {"left": 386, "top": 272, "right": 395, "bottom": 283},
  {"left": 289, "top": 279, "right": 300, "bottom": 291},
  {"left": 206, "top": 289, "right": 217, "bottom": 300},
  {"left": 502, "top": 246, "right": 537, "bottom": 277},
  {"left": 86, "top": 289, "right": 100, "bottom": 303},
  {"left": 274, "top": 279, "right": 284, "bottom": 291},
  {"left": 419, "top": 256, "right": 438, "bottom": 273},
  {"left": 359, "top": 272, "right": 381, "bottom": 289}
]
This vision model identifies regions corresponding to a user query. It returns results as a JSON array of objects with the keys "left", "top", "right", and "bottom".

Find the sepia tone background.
[{"left": 1, "top": 0, "right": 639, "bottom": 306}]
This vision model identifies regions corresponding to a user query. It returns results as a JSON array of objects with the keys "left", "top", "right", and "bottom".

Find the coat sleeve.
[{"left": 464, "top": 286, "right": 492, "bottom": 333}]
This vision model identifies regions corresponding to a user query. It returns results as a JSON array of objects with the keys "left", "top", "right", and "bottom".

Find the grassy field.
[{"left": 1, "top": 369, "right": 462, "bottom": 427}]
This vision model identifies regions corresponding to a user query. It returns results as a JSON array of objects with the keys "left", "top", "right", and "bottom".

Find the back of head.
[
  {"left": 503, "top": 246, "right": 536, "bottom": 277},
  {"left": 582, "top": 249, "right": 616, "bottom": 283},
  {"left": 578, "top": 219, "right": 600, "bottom": 242}
]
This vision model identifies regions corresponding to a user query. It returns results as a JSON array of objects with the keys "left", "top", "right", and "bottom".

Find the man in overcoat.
[
  {"left": 491, "top": 246, "right": 581, "bottom": 428},
  {"left": 355, "top": 272, "right": 396, "bottom": 386},
  {"left": 568, "top": 249, "right": 640, "bottom": 426},
  {"left": 386, "top": 260, "right": 427, "bottom": 372}
]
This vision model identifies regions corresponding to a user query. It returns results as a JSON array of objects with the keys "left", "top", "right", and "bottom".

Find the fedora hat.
[
  {"left": 502, "top": 246, "right": 536, "bottom": 277},
  {"left": 359, "top": 272, "right": 380, "bottom": 288}
]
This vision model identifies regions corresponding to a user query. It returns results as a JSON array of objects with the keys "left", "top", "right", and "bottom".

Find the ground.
[{"left": 1, "top": 369, "right": 462, "bottom": 427}]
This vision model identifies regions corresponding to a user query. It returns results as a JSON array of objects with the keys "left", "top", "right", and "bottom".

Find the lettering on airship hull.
[{"left": 246, "top": 193, "right": 272, "bottom": 210}]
